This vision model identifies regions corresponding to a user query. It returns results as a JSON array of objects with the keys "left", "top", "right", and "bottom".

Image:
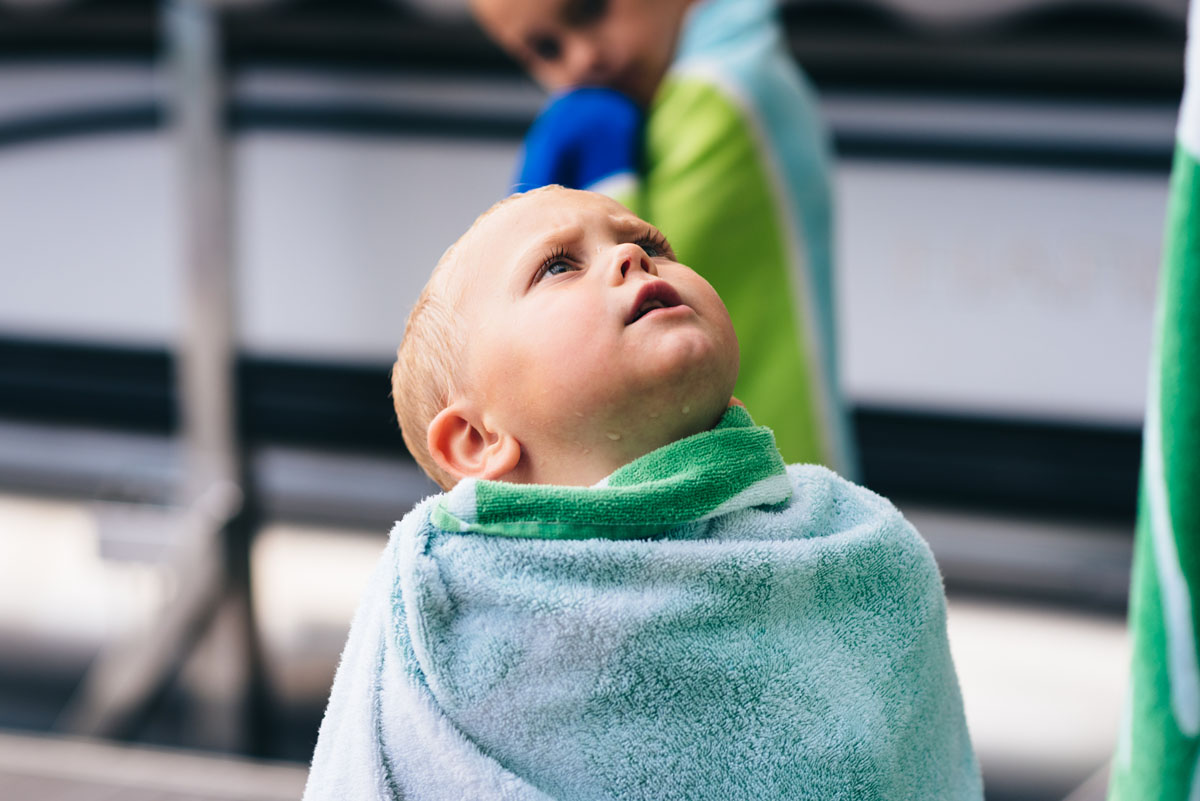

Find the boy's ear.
[{"left": 427, "top": 401, "right": 522, "bottom": 483}]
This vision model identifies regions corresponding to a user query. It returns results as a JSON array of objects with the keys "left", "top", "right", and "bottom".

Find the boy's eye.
[
  {"left": 533, "top": 248, "right": 579, "bottom": 285},
  {"left": 563, "top": 0, "right": 608, "bottom": 27},
  {"left": 636, "top": 230, "right": 673, "bottom": 260},
  {"left": 529, "top": 35, "right": 562, "bottom": 63}
]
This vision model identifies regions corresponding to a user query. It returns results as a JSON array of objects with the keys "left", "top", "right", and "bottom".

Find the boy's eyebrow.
[
  {"left": 608, "top": 215, "right": 651, "bottom": 235},
  {"left": 608, "top": 216, "right": 673, "bottom": 252}
]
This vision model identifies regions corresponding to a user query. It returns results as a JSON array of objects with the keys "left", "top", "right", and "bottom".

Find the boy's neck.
[{"left": 510, "top": 403, "right": 728, "bottom": 487}]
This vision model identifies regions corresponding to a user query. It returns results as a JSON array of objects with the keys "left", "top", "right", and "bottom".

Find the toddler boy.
[{"left": 303, "top": 187, "right": 981, "bottom": 801}]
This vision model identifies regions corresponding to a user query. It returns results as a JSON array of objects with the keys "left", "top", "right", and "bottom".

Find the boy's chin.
[{"left": 633, "top": 324, "right": 736, "bottom": 378}]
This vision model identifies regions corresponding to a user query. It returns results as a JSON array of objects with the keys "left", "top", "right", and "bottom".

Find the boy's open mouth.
[{"left": 627, "top": 282, "right": 684, "bottom": 325}]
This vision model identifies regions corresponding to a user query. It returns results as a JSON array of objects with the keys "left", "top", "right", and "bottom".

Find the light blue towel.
[{"left": 304, "top": 408, "right": 981, "bottom": 800}]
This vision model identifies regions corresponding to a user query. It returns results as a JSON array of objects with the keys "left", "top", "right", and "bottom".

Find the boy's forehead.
[{"left": 469, "top": 189, "right": 631, "bottom": 254}]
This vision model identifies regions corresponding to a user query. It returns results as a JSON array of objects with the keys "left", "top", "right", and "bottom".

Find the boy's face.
[
  {"left": 451, "top": 188, "right": 738, "bottom": 485},
  {"left": 471, "top": 0, "right": 691, "bottom": 107}
]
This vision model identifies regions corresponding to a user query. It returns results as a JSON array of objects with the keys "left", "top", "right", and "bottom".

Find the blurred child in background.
[{"left": 472, "top": 0, "right": 857, "bottom": 475}]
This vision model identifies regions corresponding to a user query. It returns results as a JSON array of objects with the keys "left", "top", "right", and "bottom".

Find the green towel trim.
[{"left": 431, "top": 406, "right": 790, "bottom": 540}]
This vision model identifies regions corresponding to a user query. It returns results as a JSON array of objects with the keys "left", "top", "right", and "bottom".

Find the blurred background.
[{"left": 0, "top": 0, "right": 1186, "bottom": 798}]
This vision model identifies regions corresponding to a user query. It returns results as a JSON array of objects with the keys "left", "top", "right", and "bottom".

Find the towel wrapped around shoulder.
[{"left": 303, "top": 407, "right": 982, "bottom": 800}]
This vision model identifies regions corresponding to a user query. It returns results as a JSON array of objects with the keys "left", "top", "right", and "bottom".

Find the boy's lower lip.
[{"left": 634, "top": 305, "right": 692, "bottom": 323}]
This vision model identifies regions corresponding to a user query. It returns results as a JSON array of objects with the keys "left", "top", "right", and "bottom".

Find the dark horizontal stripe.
[
  {"left": 0, "top": 336, "right": 406, "bottom": 456},
  {"left": 228, "top": 103, "right": 532, "bottom": 141},
  {"left": 0, "top": 99, "right": 1175, "bottom": 173},
  {"left": 0, "top": 104, "right": 161, "bottom": 149},
  {"left": 835, "top": 131, "right": 1174, "bottom": 173},
  {"left": 0, "top": 336, "right": 1140, "bottom": 521},
  {"left": 796, "top": 45, "right": 1183, "bottom": 104},
  {"left": 781, "top": 0, "right": 1184, "bottom": 99},
  {"left": 0, "top": 101, "right": 529, "bottom": 149},
  {"left": 855, "top": 406, "right": 1139, "bottom": 521},
  {"left": 779, "top": 0, "right": 1187, "bottom": 36},
  {"left": 0, "top": 338, "right": 175, "bottom": 431}
]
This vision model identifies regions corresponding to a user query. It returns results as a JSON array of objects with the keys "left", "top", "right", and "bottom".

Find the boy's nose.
[{"left": 611, "top": 243, "right": 657, "bottom": 283}]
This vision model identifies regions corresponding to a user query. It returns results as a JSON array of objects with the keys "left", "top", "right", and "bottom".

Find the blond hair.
[
  {"left": 392, "top": 187, "right": 560, "bottom": 489},
  {"left": 391, "top": 261, "right": 465, "bottom": 490}
]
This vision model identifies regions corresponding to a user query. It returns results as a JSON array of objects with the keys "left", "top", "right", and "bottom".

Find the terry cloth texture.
[
  {"left": 303, "top": 407, "right": 980, "bottom": 801},
  {"left": 1108, "top": 1, "right": 1200, "bottom": 798}
]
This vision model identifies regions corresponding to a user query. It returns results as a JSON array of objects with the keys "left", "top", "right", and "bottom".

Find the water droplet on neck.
[
  {"left": 681, "top": 405, "right": 691, "bottom": 414},
  {"left": 606, "top": 432, "right": 622, "bottom": 441}
]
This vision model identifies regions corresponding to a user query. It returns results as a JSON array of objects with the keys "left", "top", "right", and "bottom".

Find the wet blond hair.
[{"left": 392, "top": 187, "right": 560, "bottom": 489}]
